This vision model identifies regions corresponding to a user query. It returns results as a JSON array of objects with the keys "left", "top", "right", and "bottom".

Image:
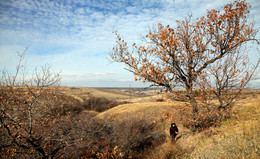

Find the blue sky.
[{"left": 0, "top": 0, "right": 260, "bottom": 88}]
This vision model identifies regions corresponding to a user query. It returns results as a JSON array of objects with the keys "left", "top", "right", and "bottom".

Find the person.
[{"left": 170, "top": 123, "right": 178, "bottom": 142}]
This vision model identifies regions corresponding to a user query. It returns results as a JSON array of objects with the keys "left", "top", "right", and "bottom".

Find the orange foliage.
[
  {"left": 110, "top": 0, "right": 259, "bottom": 131},
  {"left": 110, "top": 0, "right": 257, "bottom": 94}
]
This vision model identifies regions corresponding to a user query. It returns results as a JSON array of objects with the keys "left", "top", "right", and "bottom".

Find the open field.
[{"left": 59, "top": 86, "right": 156, "bottom": 101}]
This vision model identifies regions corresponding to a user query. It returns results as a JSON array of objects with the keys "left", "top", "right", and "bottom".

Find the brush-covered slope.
[{"left": 95, "top": 92, "right": 260, "bottom": 158}]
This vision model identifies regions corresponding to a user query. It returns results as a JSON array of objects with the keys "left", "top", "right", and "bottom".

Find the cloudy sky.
[{"left": 0, "top": 0, "right": 260, "bottom": 88}]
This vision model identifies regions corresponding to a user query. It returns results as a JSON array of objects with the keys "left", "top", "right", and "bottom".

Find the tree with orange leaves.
[{"left": 110, "top": 0, "right": 259, "bottom": 128}]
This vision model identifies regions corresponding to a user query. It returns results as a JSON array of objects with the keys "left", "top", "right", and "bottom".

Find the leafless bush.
[
  {"left": 156, "top": 98, "right": 164, "bottom": 102},
  {"left": 0, "top": 49, "right": 71, "bottom": 158},
  {"left": 55, "top": 112, "right": 166, "bottom": 159},
  {"left": 107, "top": 114, "right": 166, "bottom": 158},
  {"left": 82, "top": 97, "right": 129, "bottom": 112}
]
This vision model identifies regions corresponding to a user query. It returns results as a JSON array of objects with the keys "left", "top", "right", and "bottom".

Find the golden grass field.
[{"left": 60, "top": 86, "right": 259, "bottom": 158}]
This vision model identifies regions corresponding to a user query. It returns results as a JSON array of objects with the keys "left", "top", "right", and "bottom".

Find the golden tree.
[{"left": 111, "top": 0, "right": 258, "bottom": 110}]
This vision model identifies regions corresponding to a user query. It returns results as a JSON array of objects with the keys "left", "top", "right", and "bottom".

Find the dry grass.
[
  {"left": 60, "top": 87, "right": 133, "bottom": 102},
  {"left": 50, "top": 87, "right": 260, "bottom": 158},
  {"left": 142, "top": 140, "right": 185, "bottom": 159},
  {"left": 125, "top": 95, "right": 258, "bottom": 159},
  {"left": 97, "top": 101, "right": 184, "bottom": 122},
  {"left": 189, "top": 95, "right": 260, "bottom": 159},
  {"left": 94, "top": 90, "right": 259, "bottom": 159}
]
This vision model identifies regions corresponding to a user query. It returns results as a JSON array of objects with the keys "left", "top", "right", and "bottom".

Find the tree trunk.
[
  {"left": 186, "top": 88, "right": 199, "bottom": 131},
  {"left": 186, "top": 85, "right": 198, "bottom": 114}
]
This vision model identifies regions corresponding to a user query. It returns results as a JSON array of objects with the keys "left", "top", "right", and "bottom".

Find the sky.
[{"left": 0, "top": 0, "right": 260, "bottom": 88}]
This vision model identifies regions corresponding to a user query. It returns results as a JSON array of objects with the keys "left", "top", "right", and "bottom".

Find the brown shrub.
[
  {"left": 81, "top": 97, "right": 129, "bottom": 112},
  {"left": 0, "top": 87, "right": 78, "bottom": 158},
  {"left": 173, "top": 103, "right": 232, "bottom": 132},
  {"left": 156, "top": 98, "right": 164, "bottom": 102},
  {"left": 57, "top": 113, "right": 166, "bottom": 159}
]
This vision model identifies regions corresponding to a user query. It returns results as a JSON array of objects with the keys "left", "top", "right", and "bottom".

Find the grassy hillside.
[
  {"left": 76, "top": 88, "right": 259, "bottom": 158},
  {"left": 189, "top": 95, "right": 260, "bottom": 159},
  {"left": 1, "top": 86, "right": 258, "bottom": 158},
  {"left": 60, "top": 86, "right": 155, "bottom": 102}
]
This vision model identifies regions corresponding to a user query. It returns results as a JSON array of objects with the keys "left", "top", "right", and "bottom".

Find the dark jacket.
[{"left": 170, "top": 123, "right": 178, "bottom": 139}]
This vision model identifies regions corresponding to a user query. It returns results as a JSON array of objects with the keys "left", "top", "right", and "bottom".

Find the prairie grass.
[
  {"left": 60, "top": 86, "right": 132, "bottom": 101},
  {"left": 94, "top": 89, "right": 259, "bottom": 158},
  {"left": 190, "top": 96, "right": 260, "bottom": 159},
  {"left": 97, "top": 101, "right": 184, "bottom": 122},
  {"left": 142, "top": 140, "right": 185, "bottom": 159},
  {"left": 50, "top": 87, "right": 260, "bottom": 158},
  {"left": 66, "top": 87, "right": 260, "bottom": 158}
]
